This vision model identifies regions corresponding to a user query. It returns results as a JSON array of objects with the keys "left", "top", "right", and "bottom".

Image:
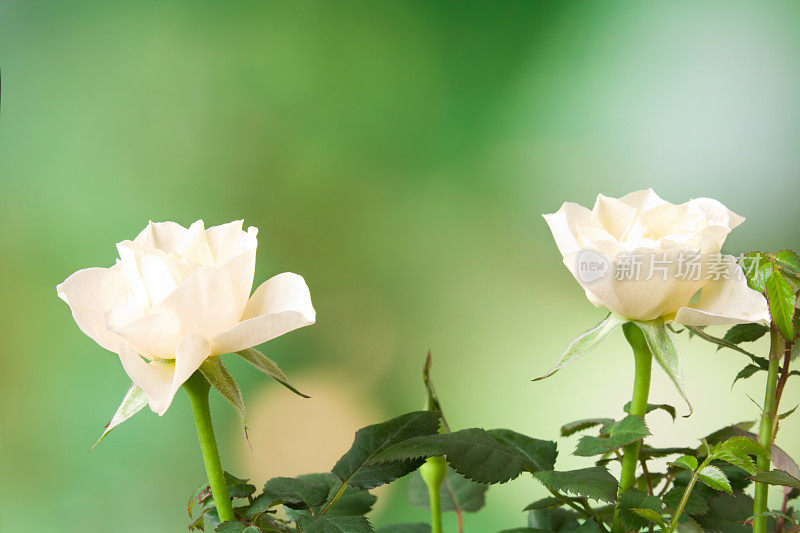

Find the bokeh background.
[{"left": 2, "top": 1, "right": 800, "bottom": 531}]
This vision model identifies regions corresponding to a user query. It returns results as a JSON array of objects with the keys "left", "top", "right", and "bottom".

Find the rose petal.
[
  {"left": 180, "top": 220, "right": 214, "bottom": 266},
  {"left": 57, "top": 265, "right": 127, "bottom": 352},
  {"left": 118, "top": 341, "right": 175, "bottom": 415},
  {"left": 113, "top": 313, "right": 182, "bottom": 358},
  {"left": 673, "top": 257, "right": 770, "bottom": 326},
  {"left": 118, "top": 334, "right": 211, "bottom": 416},
  {"left": 619, "top": 189, "right": 668, "bottom": 212},
  {"left": 167, "top": 333, "right": 212, "bottom": 410},
  {"left": 134, "top": 220, "right": 190, "bottom": 253},
  {"left": 563, "top": 244, "right": 707, "bottom": 321},
  {"left": 210, "top": 272, "right": 315, "bottom": 354},
  {"left": 151, "top": 267, "right": 248, "bottom": 341},
  {"left": 688, "top": 197, "right": 745, "bottom": 230},
  {"left": 222, "top": 248, "right": 257, "bottom": 302},
  {"left": 592, "top": 194, "right": 640, "bottom": 241},
  {"left": 542, "top": 202, "right": 593, "bottom": 257}
]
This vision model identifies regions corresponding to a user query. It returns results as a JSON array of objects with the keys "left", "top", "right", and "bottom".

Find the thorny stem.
[
  {"left": 548, "top": 489, "right": 609, "bottom": 532},
  {"left": 664, "top": 460, "right": 707, "bottom": 533},
  {"left": 753, "top": 324, "right": 784, "bottom": 533},
  {"left": 612, "top": 323, "right": 653, "bottom": 533},
  {"left": 183, "top": 372, "right": 235, "bottom": 523}
]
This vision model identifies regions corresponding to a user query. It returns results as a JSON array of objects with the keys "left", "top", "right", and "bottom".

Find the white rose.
[
  {"left": 544, "top": 189, "right": 769, "bottom": 325},
  {"left": 57, "top": 220, "right": 316, "bottom": 415}
]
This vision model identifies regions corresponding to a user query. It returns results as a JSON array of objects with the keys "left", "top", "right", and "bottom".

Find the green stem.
[
  {"left": 183, "top": 372, "right": 235, "bottom": 523},
  {"left": 420, "top": 456, "right": 447, "bottom": 533},
  {"left": 664, "top": 464, "right": 703, "bottom": 533},
  {"left": 612, "top": 322, "right": 653, "bottom": 533},
  {"left": 752, "top": 324, "right": 782, "bottom": 533}
]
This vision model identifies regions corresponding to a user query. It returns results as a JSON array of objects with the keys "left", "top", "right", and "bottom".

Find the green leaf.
[
  {"left": 745, "top": 510, "right": 799, "bottom": 527},
  {"left": 574, "top": 415, "right": 649, "bottom": 456},
  {"left": 368, "top": 428, "right": 526, "bottom": 484},
  {"left": 486, "top": 429, "right": 558, "bottom": 472},
  {"left": 697, "top": 465, "right": 732, "bottom": 493},
  {"left": 631, "top": 508, "right": 665, "bottom": 528},
  {"left": 90, "top": 384, "right": 148, "bottom": 450},
  {"left": 523, "top": 497, "right": 565, "bottom": 511},
  {"left": 215, "top": 522, "right": 248, "bottom": 533},
  {"left": 575, "top": 521, "right": 603, "bottom": 532},
  {"left": 375, "top": 525, "right": 431, "bottom": 533},
  {"left": 276, "top": 473, "right": 376, "bottom": 518},
  {"left": 407, "top": 467, "right": 487, "bottom": 512},
  {"left": 683, "top": 325, "right": 764, "bottom": 365},
  {"left": 619, "top": 488, "right": 663, "bottom": 530},
  {"left": 422, "top": 352, "right": 450, "bottom": 432},
  {"left": 236, "top": 347, "right": 310, "bottom": 398},
  {"left": 695, "top": 493, "right": 758, "bottom": 533},
  {"left": 711, "top": 437, "right": 771, "bottom": 475},
  {"left": 199, "top": 356, "right": 248, "bottom": 440},
  {"left": 534, "top": 313, "right": 626, "bottom": 381},
  {"left": 732, "top": 364, "right": 763, "bottom": 387},
  {"left": 624, "top": 401, "right": 677, "bottom": 421},
  {"left": 750, "top": 469, "right": 800, "bottom": 489},
  {"left": 742, "top": 252, "right": 773, "bottom": 293},
  {"left": 527, "top": 508, "right": 581, "bottom": 531},
  {"left": 532, "top": 467, "right": 619, "bottom": 503},
  {"left": 723, "top": 323, "right": 770, "bottom": 345},
  {"left": 224, "top": 472, "right": 256, "bottom": 499},
  {"left": 560, "top": 418, "right": 614, "bottom": 438},
  {"left": 671, "top": 455, "right": 698, "bottom": 471},
  {"left": 779, "top": 404, "right": 798, "bottom": 420},
  {"left": 638, "top": 444, "right": 696, "bottom": 460},
  {"left": 767, "top": 272, "right": 796, "bottom": 340},
  {"left": 262, "top": 476, "right": 330, "bottom": 510},
  {"left": 332, "top": 411, "right": 441, "bottom": 490},
  {"left": 298, "top": 515, "right": 373, "bottom": 533},
  {"left": 631, "top": 319, "right": 692, "bottom": 415},
  {"left": 664, "top": 482, "right": 708, "bottom": 516},
  {"left": 306, "top": 474, "right": 376, "bottom": 516},
  {"left": 776, "top": 250, "right": 800, "bottom": 273}
]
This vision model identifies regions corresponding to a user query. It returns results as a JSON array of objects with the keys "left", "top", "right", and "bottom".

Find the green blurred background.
[{"left": 2, "top": 1, "right": 800, "bottom": 531}]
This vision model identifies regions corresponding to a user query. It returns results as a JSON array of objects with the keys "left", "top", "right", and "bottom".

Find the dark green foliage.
[
  {"left": 750, "top": 469, "right": 800, "bottom": 489},
  {"left": 523, "top": 497, "right": 565, "bottom": 511},
  {"left": 560, "top": 418, "right": 614, "bottom": 438},
  {"left": 573, "top": 415, "right": 649, "bottom": 456},
  {"left": 262, "top": 476, "right": 331, "bottom": 510},
  {"left": 618, "top": 489, "right": 662, "bottom": 531},
  {"left": 375, "top": 525, "right": 430, "bottom": 533},
  {"left": 623, "top": 401, "right": 677, "bottom": 421},
  {"left": 406, "top": 467, "right": 487, "bottom": 512},
  {"left": 332, "top": 411, "right": 441, "bottom": 490},
  {"left": 486, "top": 429, "right": 558, "bottom": 472},
  {"left": 732, "top": 364, "right": 763, "bottom": 386},
  {"left": 368, "top": 428, "right": 527, "bottom": 484},
  {"left": 532, "top": 467, "right": 618, "bottom": 503},
  {"left": 527, "top": 508, "right": 580, "bottom": 531},
  {"left": 694, "top": 493, "right": 761, "bottom": 533},
  {"left": 298, "top": 515, "right": 373, "bottom": 533},
  {"left": 723, "top": 323, "right": 769, "bottom": 345}
]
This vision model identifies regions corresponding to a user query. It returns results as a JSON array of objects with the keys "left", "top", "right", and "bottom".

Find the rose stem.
[
  {"left": 752, "top": 324, "right": 783, "bottom": 533},
  {"left": 611, "top": 322, "right": 653, "bottom": 533},
  {"left": 184, "top": 371, "right": 236, "bottom": 523}
]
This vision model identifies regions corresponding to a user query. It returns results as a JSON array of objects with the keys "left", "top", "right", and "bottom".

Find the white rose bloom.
[
  {"left": 57, "top": 220, "right": 316, "bottom": 415},
  {"left": 544, "top": 189, "right": 769, "bottom": 325}
]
